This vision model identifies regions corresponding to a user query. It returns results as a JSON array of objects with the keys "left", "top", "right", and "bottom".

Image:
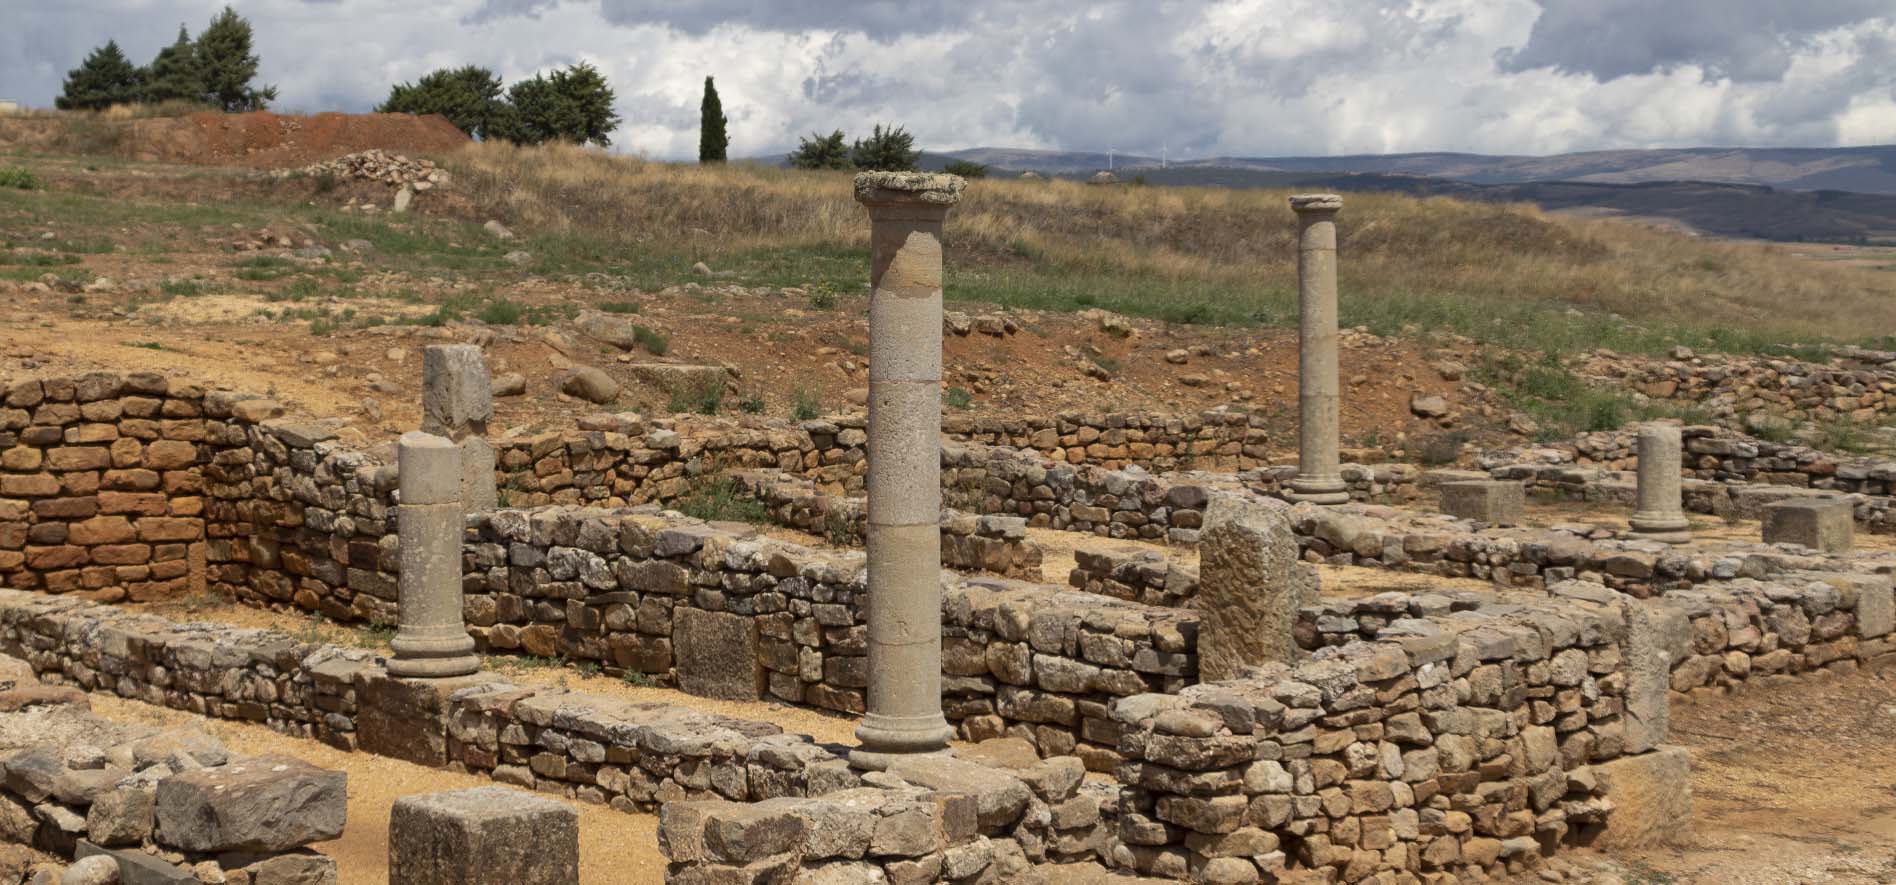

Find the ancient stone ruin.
[{"left": 1, "top": 179, "right": 1891, "bottom": 884}]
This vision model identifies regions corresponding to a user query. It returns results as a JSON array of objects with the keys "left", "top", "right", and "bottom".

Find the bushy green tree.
[
  {"left": 379, "top": 66, "right": 507, "bottom": 138},
  {"left": 142, "top": 26, "right": 204, "bottom": 104},
  {"left": 943, "top": 159, "right": 988, "bottom": 179},
  {"left": 493, "top": 62, "right": 620, "bottom": 147},
  {"left": 850, "top": 124, "right": 919, "bottom": 172},
  {"left": 195, "top": 6, "right": 276, "bottom": 111},
  {"left": 56, "top": 41, "right": 142, "bottom": 111},
  {"left": 698, "top": 76, "right": 728, "bottom": 163},
  {"left": 788, "top": 130, "right": 851, "bottom": 170}
]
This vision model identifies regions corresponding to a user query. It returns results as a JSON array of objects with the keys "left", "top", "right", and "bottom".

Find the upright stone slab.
[
  {"left": 1586, "top": 746, "right": 1693, "bottom": 850},
  {"left": 1628, "top": 423, "right": 1690, "bottom": 543},
  {"left": 1196, "top": 493, "right": 1318, "bottom": 681},
  {"left": 850, "top": 171, "right": 965, "bottom": 770},
  {"left": 1286, "top": 194, "right": 1349, "bottom": 505},
  {"left": 389, "top": 787, "right": 578, "bottom": 885},
  {"left": 673, "top": 607, "right": 764, "bottom": 700},
  {"left": 389, "top": 432, "right": 479, "bottom": 678},
  {"left": 422, "top": 344, "right": 499, "bottom": 510},
  {"left": 1439, "top": 480, "right": 1524, "bottom": 526},
  {"left": 1762, "top": 497, "right": 1853, "bottom": 552},
  {"left": 1620, "top": 597, "right": 1683, "bottom": 754}
]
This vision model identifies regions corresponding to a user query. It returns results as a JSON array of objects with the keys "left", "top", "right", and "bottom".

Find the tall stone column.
[
  {"left": 422, "top": 344, "right": 498, "bottom": 511},
  {"left": 389, "top": 431, "right": 480, "bottom": 677},
  {"left": 1286, "top": 194, "right": 1349, "bottom": 505},
  {"left": 850, "top": 171, "right": 964, "bottom": 770},
  {"left": 1629, "top": 423, "right": 1691, "bottom": 543}
]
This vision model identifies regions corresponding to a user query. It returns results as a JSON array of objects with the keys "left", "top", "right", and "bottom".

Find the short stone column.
[
  {"left": 850, "top": 170, "right": 965, "bottom": 770},
  {"left": 422, "top": 344, "right": 498, "bottom": 510},
  {"left": 389, "top": 431, "right": 479, "bottom": 678},
  {"left": 389, "top": 787, "right": 578, "bottom": 885},
  {"left": 1286, "top": 194, "right": 1349, "bottom": 505},
  {"left": 1628, "top": 423, "right": 1690, "bottom": 543},
  {"left": 1196, "top": 493, "right": 1318, "bottom": 681}
]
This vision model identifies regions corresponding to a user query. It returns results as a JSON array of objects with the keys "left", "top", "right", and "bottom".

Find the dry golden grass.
[{"left": 442, "top": 142, "right": 1896, "bottom": 355}]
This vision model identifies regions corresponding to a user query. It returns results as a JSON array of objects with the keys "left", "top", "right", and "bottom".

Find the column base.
[
  {"left": 850, "top": 712, "right": 953, "bottom": 771},
  {"left": 389, "top": 632, "right": 481, "bottom": 678},
  {"left": 387, "top": 654, "right": 482, "bottom": 679},
  {"left": 1285, "top": 474, "right": 1350, "bottom": 505},
  {"left": 1628, "top": 512, "right": 1692, "bottom": 544}
]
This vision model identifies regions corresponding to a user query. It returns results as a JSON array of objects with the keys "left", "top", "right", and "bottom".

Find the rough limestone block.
[
  {"left": 389, "top": 787, "right": 577, "bottom": 885},
  {"left": 1762, "top": 498, "right": 1853, "bottom": 553},
  {"left": 1853, "top": 575, "right": 1895, "bottom": 639},
  {"left": 421, "top": 345, "right": 494, "bottom": 438},
  {"left": 1438, "top": 480, "right": 1524, "bottom": 526},
  {"left": 1586, "top": 746, "right": 1692, "bottom": 849},
  {"left": 357, "top": 669, "right": 500, "bottom": 766},
  {"left": 673, "top": 608, "right": 764, "bottom": 700},
  {"left": 153, "top": 755, "right": 345, "bottom": 853},
  {"left": 1620, "top": 599, "right": 1684, "bottom": 755},
  {"left": 75, "top": 841, "right": 194, "bottom": 884},
  {"left": 1194, "top": 493, "right": 1316, "bottom": 682}
]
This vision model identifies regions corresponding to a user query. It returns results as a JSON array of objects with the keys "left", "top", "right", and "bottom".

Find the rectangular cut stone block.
[
  {"left": 1438, "top": 480, "right": 1524, "bottom": 526},
  {"left": 1195, "top": 494, "right": 1315, "bottom": 682},
  {"left": 1762, "top": 498, "right": 1853, "bottom": 553},
  {"left": 1584, "top": 746, "right": 1692, "bottom": 850},
  {"left": 673, "top": 608, "right": 764, "bottom": 700},
  {"left": 358, "top": 670, "right": 500, "bottom": 766},
  {"left": 152, "top": 755, "right": 345, "bottom": 853},
  {"left": 389, "top": 787, "right": 578, "bottom": 885}
]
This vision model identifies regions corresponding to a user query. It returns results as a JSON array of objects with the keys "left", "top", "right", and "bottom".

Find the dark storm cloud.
[{"left": 1499, "top": 0, "right": 1893, "bottom": 82}]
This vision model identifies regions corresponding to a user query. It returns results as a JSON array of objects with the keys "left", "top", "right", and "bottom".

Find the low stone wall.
[
  {"left": 1581, "top": 346, "right": 1896, "bottom": 426},
  {"left": 1107, "top": 585, "right": 1672, "bottom": 882},
  {"left": 1068, "top": 545, "right": 1200, "bottom": 607},
  {"left": 1483, "top": 425, "right": 1896, "bottom": 531},
  {"left": 660, "top": 740, "right": 1113, "bottom": 881},
  {"left": 943, "top": 408, "right": 1272, "bottom": 472},
  {"left": 1295, "top": 572, "right": 1896, "bottom": 695},
  {"left": 0, "top": 660, "right": 342, "bottom": 883},
  {"left": 726, "top": 468, "right": 1044, "bottom": 580},
  {"left": 0, "top": 373, "right": 214, "bottom": 602}
]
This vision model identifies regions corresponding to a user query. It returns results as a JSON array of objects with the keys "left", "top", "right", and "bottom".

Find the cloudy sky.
[{"left": 6, "top": 0, "right": 1894, "bottom": 161}]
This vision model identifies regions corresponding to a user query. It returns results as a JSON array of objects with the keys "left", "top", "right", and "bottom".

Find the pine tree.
[
  {"left": 788, "top": 130, "right": 851, "bottom": 170},
  {"left": 195, "top": 6, "right": 277, "bottom": 112},
  {"left": 849, "top": 124, "right": 920, "bottom": 172},
  {"left": 143, "top": 25, "right": 204, "bottom": 105},
  {"left": 491, "top": 63, "right": 619, "bottom": 147},
  {"left": 55, "top": 40, "right": 142, "bottom": 111},
  {"left": 698, "top": 76, "right": 728, "bottom": 163},
  {"left": 380, "top": 66, "right": 506, "bottom": 139}
]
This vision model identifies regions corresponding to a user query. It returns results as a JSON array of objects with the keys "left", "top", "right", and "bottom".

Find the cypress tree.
[
  {"left": 56, "top": 40, "right": 142, "bottom": 111},
  {"left": 698, "top": 76, "right": 728, "bottom": 163}
]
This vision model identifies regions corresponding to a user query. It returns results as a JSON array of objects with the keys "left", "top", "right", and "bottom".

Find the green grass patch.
[
  {"left": 0, "top": 167, "right": 40, "bottom": 190},
  {"left": 945, "top": 386, "right": 973, "bottom": 409},
  {"left": 791, "top": 384, "right": 824, "bottom": 421},
  {"left": 670, "top": 476, "right": 767, "bottom": 524},
  {"left": 667, "top": 377, "right": 724, "bottom": 415},
  {"left": 632, "top": 324, "right": 669, "bottom": 356}
]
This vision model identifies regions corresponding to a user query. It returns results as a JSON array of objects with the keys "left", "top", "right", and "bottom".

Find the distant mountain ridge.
[
  {"left": 920, "top": 145, "right": 1896, "bottom": 244},
  {"left": 935, "top": 145, "right": 1896, "bottom": 195}
]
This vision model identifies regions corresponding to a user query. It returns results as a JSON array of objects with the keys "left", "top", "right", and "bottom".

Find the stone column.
[
  {"left": 1286, "top": 194, "right": 1349, "bottom": 505},
  {"left": 850, "top": 171, "right": 965, "bottom": 770},
  {"left": 1196, "top": 493, "right": 1318, "bottom": 681},
  {"left": 389, "top": 431, "right": 479, "bottom": 678},
  {"left": 1628, "top": 423, "right": 1691, "bottom": 543},
  {"left": 422, "top": 344, "right": 498, "bottom": 511}
]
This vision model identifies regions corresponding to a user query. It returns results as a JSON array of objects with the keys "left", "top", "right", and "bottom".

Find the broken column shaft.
[
  {"left": 389, "top": 431, "right": 479, "bottom": 678},
  {"left": 850, "top": 171, "right": 965, "bottom": 770},
  {"left": 422, "top": 344, "right": 499, "bottom": 511},
  {"left": 1628, "top": 423, "right": 1691, "bottom": 543},
  {"left": 1287, "top": 194, "right": 1349, "bottom": 505}
]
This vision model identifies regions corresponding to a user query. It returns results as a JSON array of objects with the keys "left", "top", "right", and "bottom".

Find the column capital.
[
  {"left": 854, "top": 171, "right": 965, "bottom": 209},
  {"left": 1289, "top": 193, "right": 1343, "bottom": 214}
]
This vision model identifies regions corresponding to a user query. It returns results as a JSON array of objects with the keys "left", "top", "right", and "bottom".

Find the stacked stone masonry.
[
  {"left": 1582, "top": 345, "right": 1896, "bottom": 426},
  {"left": 0, "top": 652, "right": 342, "bottom": 883},
  {"left": 1483, "top": 424, "right": 1896, "bottom": 532}
]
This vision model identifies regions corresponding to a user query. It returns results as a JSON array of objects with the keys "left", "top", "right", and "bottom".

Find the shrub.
[
  {"left": 943, "top": 159, "right": 988, "bottom": 179},
  {"left": 791, "top": 384, "right": 824, "bottom": 421},
  {"left": 477, "top": 298, "right": 525, "bottom": 325},
  {"left": 668, "top": 377, "right": 723, "bottom": 415},
  {"left": 807, "top": 282, "right": 838, "bottom": 310},
  {"left": 632, "top": 324, "right": 668, "bottom": 355},
  {"left": 0, "top": 167, "right": 40, "bottom": 190},
  {"left": 944, "top": 386, "right": 973, "bottom": 409}
]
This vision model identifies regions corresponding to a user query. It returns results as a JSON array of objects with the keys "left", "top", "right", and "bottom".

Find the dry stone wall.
[
  {"left": 0, "top": 653, "right": 342, "bottom": 883},
  {"left": 1582, "top": 346, "right": 1896, "bottom": 426}
]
